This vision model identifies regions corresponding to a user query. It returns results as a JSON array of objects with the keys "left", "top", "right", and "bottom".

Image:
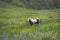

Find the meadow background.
[{"left": 0, "top": 0, "right": 60, "bottom": 40}]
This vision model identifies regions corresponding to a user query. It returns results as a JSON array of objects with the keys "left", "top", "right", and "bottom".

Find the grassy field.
[{"left": 0, "top": 1, "right": 60, "bottom": 40}]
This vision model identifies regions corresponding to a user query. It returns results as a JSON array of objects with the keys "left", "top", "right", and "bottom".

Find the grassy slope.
[{"left": 0, "top": 1, "right": 60, "bottom": 40}]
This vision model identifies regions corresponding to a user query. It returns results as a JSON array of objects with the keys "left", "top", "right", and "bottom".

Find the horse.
[{"left": 28, "top": 18, "right": 41, "bottom": 26}]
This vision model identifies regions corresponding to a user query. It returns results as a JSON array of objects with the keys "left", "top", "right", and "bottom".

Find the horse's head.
[{"left": 36, "top": 18, "right": 41, "bottom": 24}]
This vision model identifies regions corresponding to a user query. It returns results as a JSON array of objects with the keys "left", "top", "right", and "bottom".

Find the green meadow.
[{"left": 0, "top": 1, "right": 60, "bottom": 40}]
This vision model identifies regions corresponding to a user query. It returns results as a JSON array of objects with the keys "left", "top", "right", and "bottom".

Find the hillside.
[
  {"left": 1, "top": 0, "right": 60, "bottom": 9},
  {"left": 0, "top": 0, "right": 60, "bottom": 40}
]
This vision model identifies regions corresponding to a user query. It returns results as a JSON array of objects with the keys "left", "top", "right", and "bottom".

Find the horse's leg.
[
  {"left": 29, "top": 22, "right": 33, "bottom": 26},
  {"left": 40, "top": 19, "right": 41, "bottom": 24}
]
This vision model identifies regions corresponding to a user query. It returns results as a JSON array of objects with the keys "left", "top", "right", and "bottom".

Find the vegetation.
[
  {"left": 0, "top": 0, "right": 60, "bottom": 40},
  {"left": 2, "top": 0, "right": 60, "bottom": 9}
]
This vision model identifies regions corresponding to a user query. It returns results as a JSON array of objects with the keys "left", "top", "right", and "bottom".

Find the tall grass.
[{"left": 0, "top": 1, "right": 60, "bottom": 40}]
